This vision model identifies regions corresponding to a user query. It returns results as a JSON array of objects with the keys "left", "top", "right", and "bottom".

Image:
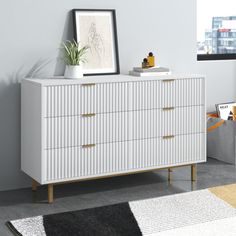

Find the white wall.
[
  {"left": 0, "top": 0, "right": 235, "bottom": 191},
  {"left": 197, "top": 61, "right": 236, "bottom": 111}
]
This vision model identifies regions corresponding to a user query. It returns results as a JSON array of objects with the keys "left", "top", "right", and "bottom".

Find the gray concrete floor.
[{"left": 1, "top": 158, "right": 236, "bottom": 235}]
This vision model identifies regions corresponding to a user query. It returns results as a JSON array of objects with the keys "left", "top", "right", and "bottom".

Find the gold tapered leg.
[
  {"left": 191, "top": 164, "right": 197, "bottom": 182},
  {"left": 48, "top": 184, "right": 54, "bottom": 204},
  {"left": 32, "top": 179, "right": 38, "bottom": 191},
  {"left": 168, "top": 168, "right": 172, "bottom": 182}
]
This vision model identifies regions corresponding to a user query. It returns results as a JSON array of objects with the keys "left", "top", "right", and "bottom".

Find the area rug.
[{"left": 6, "top": 184, "right": 236, "bottom": 236}]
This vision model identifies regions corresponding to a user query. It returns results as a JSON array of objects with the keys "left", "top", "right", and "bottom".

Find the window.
[{"left": 197, "top": 0, "right": 236, "bottom": 60}]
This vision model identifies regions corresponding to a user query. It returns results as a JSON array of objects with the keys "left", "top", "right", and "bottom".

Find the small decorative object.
[
  {"left": 147, "top": 52, "right": 155, "bottom": 67},
  {"left": 142, "top": 58, "right": 149, "bottom": 68},
  {"left": 62, "top": 40, "right": 89, "bottom": 79},
  {"left": 73, "top": 9, "right": 120, "bottom": 76}
]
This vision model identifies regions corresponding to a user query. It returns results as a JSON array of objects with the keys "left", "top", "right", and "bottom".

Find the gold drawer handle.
[
  {"left": 162, "top": 107, "right": 175, "bottom": 111},
  {"left": 162, "top": 79, "right": 175, "bottom": 82},
  {"left": 81, "top": 113, "right": 96, "bottom": 117},
  {"left": 82, "top": 144, "right": 96, "bottom": 148},
  {"left": 81, "top": 83, "right": 96, "bottom": 87},
  {"left": 163, "top": 135, "right": 175, "bottom": 140}
]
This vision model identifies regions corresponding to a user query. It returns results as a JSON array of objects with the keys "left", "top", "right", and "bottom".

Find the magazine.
[{"left": 216, "top": 102, "right": 236, "bottom": 120}]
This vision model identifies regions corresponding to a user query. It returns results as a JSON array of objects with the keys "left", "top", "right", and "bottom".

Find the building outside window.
[{"left": 197, "top": 0, "right": 236, "bottom": 60}]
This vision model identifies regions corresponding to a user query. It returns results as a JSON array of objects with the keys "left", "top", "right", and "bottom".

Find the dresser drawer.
[
  {"left": 132, "top": 77, "right": 204, "bottom": 110},
  {"left": 132, "top": 105, "right": 205, "bottom": 140},
  {"left": 132, "top": 133, "right": 206, "bottom": 169},
  {"left": 44, "top": 141, "right": 131, "bottom": 181},
  {"left": 43, "top": 78, "right": 204, "bottom": 117},
  {"left": 44, "top": 82, "right": 131, "bottom": 117},
  {"left": 44, "top": 105, "right": 204, "bottom": 149},
  {"left": 44, "top": 112, "right": 131, "bottom": 149}
]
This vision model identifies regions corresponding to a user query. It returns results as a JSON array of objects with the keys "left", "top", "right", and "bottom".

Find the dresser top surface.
[{"left": 23, "top": 74, "right": 205, "bottom": 86}]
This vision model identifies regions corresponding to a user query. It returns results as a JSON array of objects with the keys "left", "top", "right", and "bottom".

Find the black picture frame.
[{"left": 72, "top": 9, "right": 120, "bottom": 76}]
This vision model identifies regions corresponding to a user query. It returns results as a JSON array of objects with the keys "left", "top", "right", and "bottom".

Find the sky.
[{"left": 197, "top": 0, "right": 236, "bottom": 41}]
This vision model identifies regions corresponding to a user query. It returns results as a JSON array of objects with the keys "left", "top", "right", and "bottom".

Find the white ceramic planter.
[{"left": 64, "top": 65, "right": 84, "bottom": 79}]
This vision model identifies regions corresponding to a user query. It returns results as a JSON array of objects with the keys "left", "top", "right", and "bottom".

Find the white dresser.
[{"left": 21, "top": 75, "right": 206, "bottom": 203}]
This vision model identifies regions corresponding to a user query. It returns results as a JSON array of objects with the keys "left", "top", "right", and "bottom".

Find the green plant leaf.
[{"left": 61, "top": 40, "right": 88, "bottom": 65}]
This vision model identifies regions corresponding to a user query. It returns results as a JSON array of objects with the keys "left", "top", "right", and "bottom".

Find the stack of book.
[{"left": 129, "top": 66, "right": 171, "bottom": 77}]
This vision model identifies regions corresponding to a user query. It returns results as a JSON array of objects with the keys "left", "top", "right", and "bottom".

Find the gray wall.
[{"left": 0, "top": 0, "right": 235, "bottom": 191}]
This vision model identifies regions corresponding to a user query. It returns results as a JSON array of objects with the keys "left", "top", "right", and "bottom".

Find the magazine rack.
[{"left": 207, "top": 114, "right": 236, "bottom": 164}]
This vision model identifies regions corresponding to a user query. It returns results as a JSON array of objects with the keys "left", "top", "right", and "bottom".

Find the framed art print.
[{"left": 72, "top": 9, "right": 120, "bottom": 76}]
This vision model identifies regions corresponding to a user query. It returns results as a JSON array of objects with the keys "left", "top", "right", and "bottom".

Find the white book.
[
  {"left": 129, "top": 71, "right": 172, "bottom": 77},
  {"left": 133, "top": 66, "right": 170, "bottom": 73}
]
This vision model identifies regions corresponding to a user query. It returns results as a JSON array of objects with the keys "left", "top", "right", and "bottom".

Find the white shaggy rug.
[{"left": 7, "top": 189, "right": 236, "bottom": 236}]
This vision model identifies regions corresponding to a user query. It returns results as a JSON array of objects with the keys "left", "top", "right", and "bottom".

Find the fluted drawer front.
[
  {"left": 45, "top": 141, "right": 131, "bottom": 181},
  {"left": 44, "top": 78, "right": 204, "bottom": 117},
  {"left": 132, "top": 105, "right": 205, "bottom": 140},
  {"left": 132, "top": 133, "right": 206, "bottom": 169},
  {"left": 132, "top": 78, "right": 204, "bottom": 110},
  {"left": 44, "top": 82, "right": 130, "bottom": 117},
  {"left": 45, "top": 105, "right": 204, "bottom": 149},
  {"left": 44, "top": 111, "right": 130, "bottom": 149}
]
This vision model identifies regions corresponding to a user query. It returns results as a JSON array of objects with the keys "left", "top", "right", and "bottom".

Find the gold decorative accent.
[
  {"left": 82, "top": 144, "right": 96, "bottom": 148},
  {"left": 163, "top": 135, "right": 175, "bottom": 139},
  {"left": 191, "top": 164, "right": 197, "bottom": 182},
  {"left": 32, "top": 179, "right": 38, "bottom": 192},
  {"left": 81, "top": 113, "right": 96, "bottom": 117},
  {"left": 162, "top": 107, "right": 175, "bottom": 111},
  {"left": 162, "top": 79, "right": 175, "bottom": 82},
  {"left": 81, "top": 83, "right": 96, "bottom": 87},
  {"left": 48, "top": 184, "right": 54, "bottom": 204}
]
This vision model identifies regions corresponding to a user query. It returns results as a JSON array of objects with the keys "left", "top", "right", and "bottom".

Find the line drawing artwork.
[
  {"left": 87, "top": 22, "right": 105, "bottom": 60},
  {"left": 78, "top": 14, "right": 114, "bottom": 70}
]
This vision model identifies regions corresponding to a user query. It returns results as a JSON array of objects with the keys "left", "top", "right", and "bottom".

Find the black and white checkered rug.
[{"left": 6, "top": 189, "right": 236, "bottom": 236}]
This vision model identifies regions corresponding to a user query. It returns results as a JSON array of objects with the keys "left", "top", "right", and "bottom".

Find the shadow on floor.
[
  {"left": 0, "top": 158, "right": 236, "bottom": 236},
  {"left": 0, "top": 171, "right": 170, "bottom": 206},
  {"left": 0, "top": 158, "right": 235, "bottom": 208}
]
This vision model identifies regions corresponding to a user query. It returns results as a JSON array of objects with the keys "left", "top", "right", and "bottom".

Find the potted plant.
[{"left": 62, "top": 40, "right": 89, "bottom": 79}]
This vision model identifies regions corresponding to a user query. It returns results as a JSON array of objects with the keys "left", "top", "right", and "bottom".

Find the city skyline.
[
  {"left": 197, "top": 16, "right": 236, "bottom": 54},
  {"left": 197, "top": 0, "right": 236, "bottom": 41}
]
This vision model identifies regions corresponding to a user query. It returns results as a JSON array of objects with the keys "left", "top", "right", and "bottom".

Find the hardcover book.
[
  {"left": 129, "top": 71, "right": 171, "bottom": 77},
  {"left": 133, "top": 66, "right": 170, "bottom": 73}
]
